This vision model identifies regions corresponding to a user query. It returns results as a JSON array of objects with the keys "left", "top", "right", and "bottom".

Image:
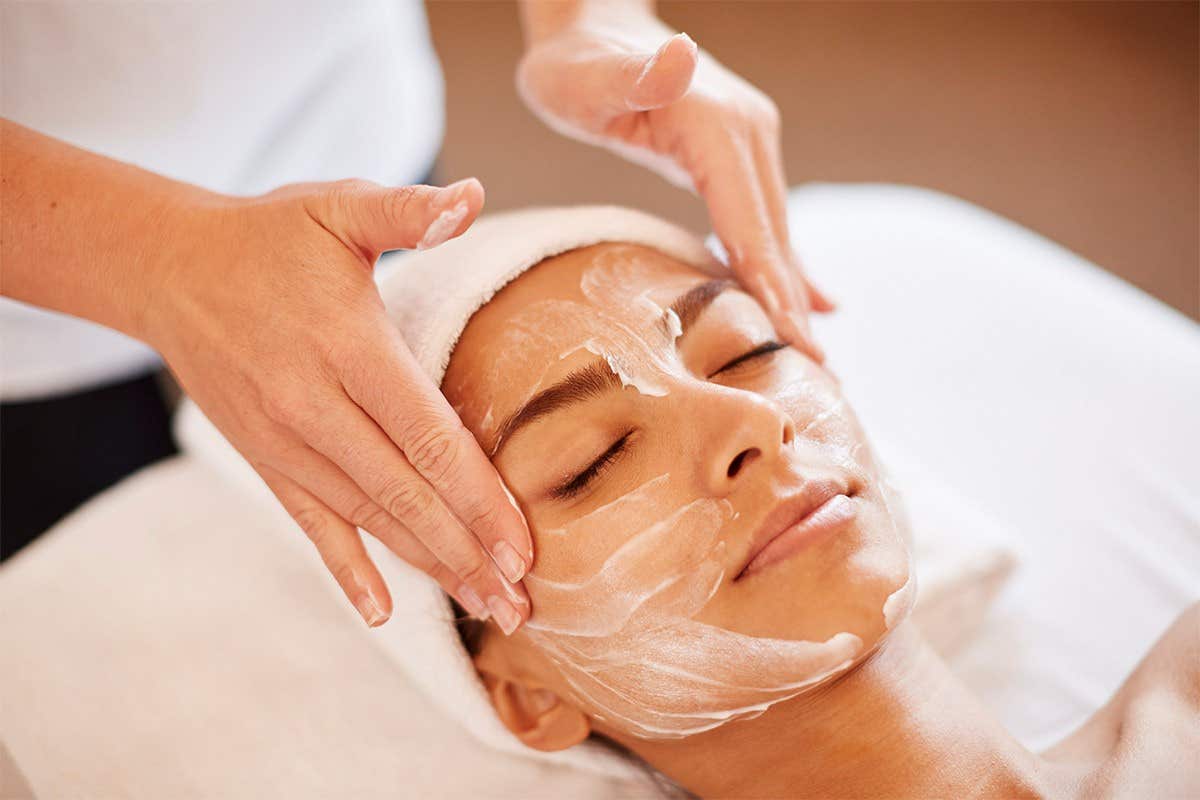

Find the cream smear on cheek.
[
  {"left": 467, "top": 248, "right": 913, "bottom": 738},
  {"left": 522, "top": 473, "right": 863, "bottom": 739},
  {"left": 770, "top": 363, "right": 918, "bottom": 631}
]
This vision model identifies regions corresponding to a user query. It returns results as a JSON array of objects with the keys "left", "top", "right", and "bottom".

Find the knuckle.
[
  {"left": 331, "top": 177, "right": 375, "bottom": 196},
  {"left": 456, "top": 551, "right": 494, "bottom": 585},
  {"left": 463, "top": 502, "right": 505, "bottom": 538},
  {"left": 293, "top": 506, "right": 332, "bottom": 547},
  {"left": 405, "top": 425, "right": 464, "bottom": 484},
  {"left": 379, "top": 476, "right": 436, "bottom": 524},
  {"left": 428, "top": 562, "right": 457, "bottom": 588},
  {"left": 262, "top": 391, "right": 312, "bottom": 428},
  {"left": 387, "top": 186, "right": 421, "bottom": 228},
  {"left": 325, "top": 178, "right": 378, "bottom": 229},
  {"left": 347, "top": 497, "right": 387, "bottom": 531}
]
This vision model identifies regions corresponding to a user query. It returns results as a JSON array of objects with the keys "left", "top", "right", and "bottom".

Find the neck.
[{"left": 627, "top": 623, "right": 1065, "bottom": 799}]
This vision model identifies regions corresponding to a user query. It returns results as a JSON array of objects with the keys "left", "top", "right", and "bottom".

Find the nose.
[{"left": 690, "top": 386, "right": 795, "bottom": 495}]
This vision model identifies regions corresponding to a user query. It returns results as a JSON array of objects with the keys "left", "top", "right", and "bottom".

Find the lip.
[{"left": 734, "top": 482, "right": 856, "bottom": 581}]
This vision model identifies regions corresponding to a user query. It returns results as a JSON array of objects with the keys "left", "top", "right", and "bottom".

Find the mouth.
[{"left": 734, "top": 481, "right": 857, "bottom": 581}]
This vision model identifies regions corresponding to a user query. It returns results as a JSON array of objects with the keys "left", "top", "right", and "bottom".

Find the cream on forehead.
[{"left": 448, "top": 246, "right": 696, "bottom": 448}]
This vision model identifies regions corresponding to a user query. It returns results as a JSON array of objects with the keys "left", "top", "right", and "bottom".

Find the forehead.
[
  {"left": 442, "top": 243, "right": 707, "bottom": 438},
  {"left": 466, "top": 242, "right": 702, "bottom": 328}
]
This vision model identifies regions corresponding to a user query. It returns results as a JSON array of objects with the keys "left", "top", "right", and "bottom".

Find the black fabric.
[{"left": 1, "top": 371, "right": 177, "bottom": 561}]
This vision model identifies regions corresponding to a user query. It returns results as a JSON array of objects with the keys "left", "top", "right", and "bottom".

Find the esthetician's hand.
[
  {"left": 3, "top": 122, "right": 530, "bottom": 633},
  {"left": 517, "top": 2, "right": 834, "bottom": 360},
  {"left": 149, "top": 178, "right": 533, "bottom": 633}
]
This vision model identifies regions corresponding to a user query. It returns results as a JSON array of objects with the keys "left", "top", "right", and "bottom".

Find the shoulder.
[
  {"left": 1113, "top": 599, "right": 1200, "bottom": 724},
  {"left": 1153, "top": 602, "right": 1200, "bottom": 700}
]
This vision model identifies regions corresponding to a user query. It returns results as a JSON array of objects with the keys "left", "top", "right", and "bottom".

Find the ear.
[{"left": 475, "top": 648, "right": 591, "bottom": 751}]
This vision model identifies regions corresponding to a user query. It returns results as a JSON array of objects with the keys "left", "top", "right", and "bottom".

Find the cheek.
[
  {"left": 518, "top": 474, "right": 863, "bottom": 740},
  {"left": 765, "top": 357, "right": 875, "bottom": 469}
]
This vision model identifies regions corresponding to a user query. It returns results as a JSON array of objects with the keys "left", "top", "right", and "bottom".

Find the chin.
[{"left": 791, "top": 505, "right": 914, "bottom": 647}]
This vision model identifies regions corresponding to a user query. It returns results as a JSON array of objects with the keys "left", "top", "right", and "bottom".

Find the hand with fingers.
[
  {"left": 517, "top": 1, "right": 835, "bottom": 359},
  {"left": 149, "top": 177, "right": 534, "bottom": 634}
]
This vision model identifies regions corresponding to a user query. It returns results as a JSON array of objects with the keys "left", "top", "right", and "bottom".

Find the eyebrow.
[{"left": 491, "top": 279, "right": 732, "bottom": 454}]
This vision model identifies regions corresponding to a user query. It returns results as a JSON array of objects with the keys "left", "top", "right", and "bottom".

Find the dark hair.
[{"left": 448, "top": 598, "right": 697, "bottom": 799}]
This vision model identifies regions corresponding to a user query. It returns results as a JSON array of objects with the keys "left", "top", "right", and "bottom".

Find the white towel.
[
  {"left": 375, "top": 205, "right": 723, "bottom": 386},
  {"left": 175, "top": 204, "right": 1017, "bottom": 782}
]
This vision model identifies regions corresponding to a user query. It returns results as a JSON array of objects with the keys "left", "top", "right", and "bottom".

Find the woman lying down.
[{"left": 373, "top": 206, "right": 1198, "bottom": 799}]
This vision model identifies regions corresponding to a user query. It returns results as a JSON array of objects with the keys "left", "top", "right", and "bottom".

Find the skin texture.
[{"left": 442, "top": 244, "right": 1200, "bottom": 798}]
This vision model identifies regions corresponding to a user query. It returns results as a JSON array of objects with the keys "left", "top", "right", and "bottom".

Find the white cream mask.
[
  {"left": 521, "top": 473, "right": 866, "bottom": 739},
  {"left": 453, "top": 244, "right": 914, "bottom": 739}
]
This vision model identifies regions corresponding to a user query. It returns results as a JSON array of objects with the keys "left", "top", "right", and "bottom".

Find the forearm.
[
  {"left": 518, "top": 0, "right": 663, "bottom": 45},
  {"left": 0, "top": 119, "right": 222, "bottom": 340}
]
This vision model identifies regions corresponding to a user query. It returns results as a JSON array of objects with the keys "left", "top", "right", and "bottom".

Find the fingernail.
[
  {"left": 501, "top": 577, "right": 530, "bottom": 608},
  {"left": 355, "top": 589, "right": 388, "bottom": 628},
  {"left": 631, "top": 33, "right": 697, "bottom": 110},
  {"left": 636, "top": 38, "right": 672, "bottom": 86},
  {"left": 492, "top": 540, "right": 527, "bottom": 583},
  {"left": 457, "top": 583, "right": 488, "bottom": 620},
  {"left": 439, "top": 177, "right": 475, "bottom": 203},
  {"left": 416, "top": 200, "right": 470, "bottom": 251},
  {"left": 487, "top": 596, "right": 522, "bottom": 636}
]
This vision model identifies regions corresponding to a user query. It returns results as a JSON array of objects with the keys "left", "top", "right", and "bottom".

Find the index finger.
[
  {"left": 340, "top": 327, "right": 535, "bottom": 576},
  {"left": 697, "top": 131, "right": 824, "bottom": 362}
]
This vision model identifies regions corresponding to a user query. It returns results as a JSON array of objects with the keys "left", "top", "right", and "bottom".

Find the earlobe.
[{"left": 483, "top": 673, "right": 591, "bottom": 751}]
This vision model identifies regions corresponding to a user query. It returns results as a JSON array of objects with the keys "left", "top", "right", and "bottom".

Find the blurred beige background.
[{"left": 427, "top": 0, "right": 1199, "bottom": 319}]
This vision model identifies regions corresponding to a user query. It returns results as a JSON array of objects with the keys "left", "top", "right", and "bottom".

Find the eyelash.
[
  {"left": 551, "top": 341, "right": 786, "bottom": 501},
  {"left": 708, "top": 340, "right": 787, "bottom": 377},
  {"left": 553, "top": 430, "right": 633, "bottom": 500}
]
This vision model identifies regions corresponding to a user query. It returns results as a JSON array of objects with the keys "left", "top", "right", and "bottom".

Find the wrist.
[{"left": 132, "top": 189, "right": 236, "bottom": 351}]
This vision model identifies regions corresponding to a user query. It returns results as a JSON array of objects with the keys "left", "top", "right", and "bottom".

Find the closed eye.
[
  {"left": 708, "top": 341, "right": 787, "bottom": 377},
  {"left": 552, "top": 430, "right": 633, "bottom": 500}
]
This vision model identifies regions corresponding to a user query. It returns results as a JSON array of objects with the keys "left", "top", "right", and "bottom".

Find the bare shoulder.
[
  {"left": 1048, "top": 603, "right": 1200, "bottom": 757},
  {"left": 1136, "top": 601, "right": 1200, "bottom": 703}
]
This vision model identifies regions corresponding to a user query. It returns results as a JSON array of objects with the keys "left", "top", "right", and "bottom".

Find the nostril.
[
  {"left": 781, "top": 420, "right": 795, "bottom": 446},
  {"left": 727, "top": 447, "right": 761, "bottom": 479}
]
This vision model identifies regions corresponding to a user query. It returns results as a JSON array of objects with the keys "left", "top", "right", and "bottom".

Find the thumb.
[
  {"left": 524, "top": 32, "right": 698, "bottom": 122},
  {"left": 321, "top": 177, "right": 486, "bottom": 256},
  {"left": 623, "top": 33, "right": 698, "bottom": 112}
]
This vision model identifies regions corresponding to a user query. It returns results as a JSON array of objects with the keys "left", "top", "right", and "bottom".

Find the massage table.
[{"left": 2, "top": 185, "right": 1197, "bottom": 798}]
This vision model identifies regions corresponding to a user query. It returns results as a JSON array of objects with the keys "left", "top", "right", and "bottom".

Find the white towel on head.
[{"left": 376, "top": 205, "right": 723, "bottom": 387}]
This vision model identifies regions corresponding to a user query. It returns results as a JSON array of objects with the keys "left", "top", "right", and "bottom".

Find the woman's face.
[{"left": 442, "top": 243, "right": 911, "bottom": 741}]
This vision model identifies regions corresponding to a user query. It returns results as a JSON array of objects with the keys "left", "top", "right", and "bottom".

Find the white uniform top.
[{"left": 0, "top": 1, "right": 444, "bottom": 401}]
